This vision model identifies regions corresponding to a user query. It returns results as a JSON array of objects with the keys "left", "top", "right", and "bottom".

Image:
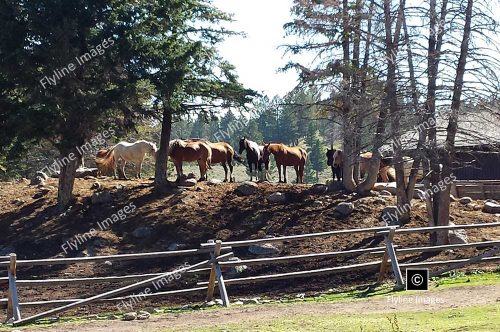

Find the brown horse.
[
  {"left": 169, "top": 139, "right": 212, "bottom": 181},
  {"left": 326, "top": 148, "right": 343, "bottom": 181},
  {"left": 184, "top": 139, "right": 235, "bottom": 182},
  {"left": 95, "top": 149, "right": 115, "bottom": 176},
  {"left": 262, "top": 143, "right": 307, "bottom": 183}
]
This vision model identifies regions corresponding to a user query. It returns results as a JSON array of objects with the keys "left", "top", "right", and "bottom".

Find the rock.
[
  {"left": 327, "top": 180, "right": 343, "bottom": 192},
  {"left": 335, "top": 202, "right": 354, "bottom": 216},
  {"left": 310, "top": 184, "right": 328, "bottom": 195},
  {"left": 248, "top": 242, "right": 281, "bottom": 255},
  {"left": 450, "top": 194, "right": 457, "bottom": 202},
  {"left": 32, "top": 192, "right": 46, "bottom": 199},
  {"left": 236, "top": 181, "right": 258, "bottom": 196},
  {"left": 483, "top": 201, "right": 500, "bottom": 214},
  {"left": 225, "top": 257, "right": 248, "bottom": 278},
  {"left": 379, "top": 190, "right": 392, "bottom": 197},
  {"left": 204, "top": 300, "right": 216, "bottom": 307},
  {"left": 215, "top": 299, "right": 223, "bottom": 305},
  {"left": 186, "top": 173, "right": 197, "bottom": 179},
  {"left": 240, "top": 298, "right": 260, "bottom": 304},
  {"left": 373, "top": 182, "right": 397, "bottom": 194},
  {"left": 35, "top": 171, "right": 49, "bottom": 180},
  {"left": 75, "top": 167, "right": 98, "bottom": 178},
  {"left": 208, "top": 179, "right": 223, "bottom": 185},
  {"left": 20, "top": 178, "right": 30, "bottom": 184},
  {"left": 233, "top": 301, "right": 244, "bottom": 305},
  {"left": 413, "top": 189, "right": 426, "bottom": 200},
  {"left": 11, "top": 199, "right": 25, "bottom": 206},
  {"left": 30, "top": 176, "right": 45, "bottom": 186},
  {"left": 459, "top": 197, "right": 473, "bottom": 205},
  {"left": 103, "top": 260, "right": 113, "bottom": 266},
  {"left": 122, "top": 312, "right": 137, "bottom": 321},
  {"left": 132, "top": 226, "right": 153, "bottom": 239},
  {"left": 380, "top": 206, "right": 400, "bottom": 226},
  {"left": 267, "top": 192, "right": 287, "bottom": 204},
  {"left": 178, "top": 178, "right": 197, "bottom": 187},
  {"left": 91, "top": 182, "right": 103, "bottom": 190},
  {"left": 448, "top": 222, "right": 468, "bottom": 244},
  {"left": 91, "top": 191, "right": 112, "bottom": 204},
  {"left": 312, "top": 200, "right": 323, "bottom": 207},
  {"left": 485, "top": 199, "right": 499, "bottom": 205},
  {"left": 137, "top": 311, "right": 151, "bottom": 320}
]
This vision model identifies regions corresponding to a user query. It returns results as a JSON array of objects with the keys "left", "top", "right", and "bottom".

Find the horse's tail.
[
  {"left": 95, "top": 146, "right": 116, "bottom": 173},
  {"left": 206, "top": 145, "right": 212, "bottom": 170},
  {"left": 226, "top": 144, "right": 235, "bottom": 164},
  {"left": 387, "top": 166, "right": 396, "bottom": 182}
]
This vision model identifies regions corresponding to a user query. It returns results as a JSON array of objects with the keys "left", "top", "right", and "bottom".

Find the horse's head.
[
  {"left": 238, "top": 137, "right": 247, "bottom": 154},
  {"left": 262, "top": 143, "right": 272, "bottom": 162},
  {"left": 147, "top": 142, "right": 158, "bottom": 160}
]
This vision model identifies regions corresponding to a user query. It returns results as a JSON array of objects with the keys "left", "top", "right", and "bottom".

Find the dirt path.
[{"left": 22, "top": 284, "right": 500, "bottom": 332}]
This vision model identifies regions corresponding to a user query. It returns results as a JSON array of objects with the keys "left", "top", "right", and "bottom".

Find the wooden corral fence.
[
  {"left": 2, "top": 222, "right": 500, "bottom": 326},
  {"left": 451, "top": 180, "right": 500, "bottom": 199}
]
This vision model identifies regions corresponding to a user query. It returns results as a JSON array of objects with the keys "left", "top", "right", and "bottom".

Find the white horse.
[{"left": 95, "top": 140, "right": 157, "bottom": 179}]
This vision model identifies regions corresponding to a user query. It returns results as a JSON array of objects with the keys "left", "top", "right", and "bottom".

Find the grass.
[
  {"left": 3, "top": 270, "right": 498, "bottom": 331},
  {"left": 181, "top": 304, "right": 500, "bottom": 332}
]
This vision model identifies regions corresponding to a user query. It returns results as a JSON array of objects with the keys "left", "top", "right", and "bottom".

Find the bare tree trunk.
[
  {"left": 154, "top": 104, "right": 173, "bottom": 192},
  {"left": 57, "top": 147, "right": 79, "bottom": 211},
  {"left": 435, "top": 0, "right": 473, "bottom": 245}
]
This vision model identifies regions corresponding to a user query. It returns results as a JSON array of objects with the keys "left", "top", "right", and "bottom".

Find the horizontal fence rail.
[{"left": 4, "top": 222, "right": 499, "bottom": 326}]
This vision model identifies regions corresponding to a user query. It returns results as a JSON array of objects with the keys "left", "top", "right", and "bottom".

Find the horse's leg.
[
  {"left": 222, "top": 163, "right": 228, "bottom": 182},
  {"left": 283, "top": 166, "right": 287, "bottom": 183},
  {"left": 248, "top": 162, "right": 253, "bottom": 181},
  {"left": 229, "top": 160, "right": 234, "bottom": 182},
  {"left": 120, "top": 160, "right": 128, "bottom": 180},
  {"left": 277, "top": 164, "right": 282, "bottom": 183},
  {"left": 294, "top": 165, "right": 299, "bottom": 183}
]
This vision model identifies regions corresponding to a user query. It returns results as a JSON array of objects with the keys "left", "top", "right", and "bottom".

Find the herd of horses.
[
  {"left": 94, "top": 138, "right": 416, "bottom": 184},
  {"left": 94, "top": 137, "right": 308, "bottom": 183}
]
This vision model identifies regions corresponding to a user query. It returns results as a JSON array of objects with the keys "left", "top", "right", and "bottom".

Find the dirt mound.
[{"left": 0, "top": 178, "right": 498, "bottom": 318}]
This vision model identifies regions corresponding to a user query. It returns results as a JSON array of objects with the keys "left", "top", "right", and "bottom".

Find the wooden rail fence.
[{"left": 2, "top": 222, "right": 499, "bottom": 326}]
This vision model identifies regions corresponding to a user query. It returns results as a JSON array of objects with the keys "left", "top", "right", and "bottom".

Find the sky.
[{"left": 212, "top": 0, "right": 300, "bottom": 98}]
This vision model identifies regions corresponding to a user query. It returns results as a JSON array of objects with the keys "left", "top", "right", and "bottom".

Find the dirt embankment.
[{"left": 0, "top": 177, "right": 498, "bottom": 319}]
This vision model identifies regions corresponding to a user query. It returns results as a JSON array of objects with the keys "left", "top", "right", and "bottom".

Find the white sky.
[{"left": 213, "top": 0, "right": 300, "bottom": 98}]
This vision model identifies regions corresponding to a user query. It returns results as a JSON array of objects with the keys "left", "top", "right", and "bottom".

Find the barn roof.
[{"left": 381, "top": 108, "right": 500, "bottom": 153}]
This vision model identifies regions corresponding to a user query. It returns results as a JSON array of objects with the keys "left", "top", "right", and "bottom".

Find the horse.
[
  {"left": 184, "top": 139, "right": 235, "bottom": 182},
  {"left": 168, "top": 139, "right": 212, "bottom": 181},
  {"left": 95, "top": 140, "right": 157, "bottom": 179},
  {"left": 359, "top": 153, "right": 423, "bottom": 183},
  {"left": 238, "top": 137, "right": 268, "bottom": 181},
  {"left": 326, "top": 148, "right": 343, "bottom": 181},
  {"left": 95, "top": 149, "right": 115, "bottom": 176},
  {"left": 262, "top": 143, "right": 308, "bottom": 183}
]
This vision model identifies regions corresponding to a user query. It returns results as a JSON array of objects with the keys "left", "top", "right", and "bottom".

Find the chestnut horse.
[
  {"left": 262, "top": 143, "right": 307, "bottom": 183},
  {"left": 169, "top": 139, "right": 212, "bottom": 181},
  {"left": 238, "top": 137, "right": 268, "bottom": 181},
  {"left": 326, "top": 149, "right": 395, "bottom": 182},
  {"left": 95, "top": 149, "right": 115, "bottom": 176},
  {"left": 186, "top": 139, "right": 234, "bottom": 182}
]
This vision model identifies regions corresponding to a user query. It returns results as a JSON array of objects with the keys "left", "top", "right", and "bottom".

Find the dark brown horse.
[
  {"left": 169, "top": 139, "right": 211, "bottom": 181},
  {"left": 262, "top": 143, "right": 307, "bottom": 183},
  {"left": 185, "top": 139, "right": 235, "bottom": 182},
  {"left": 326, "top": 148, "right": 343, "bottom": 181}
]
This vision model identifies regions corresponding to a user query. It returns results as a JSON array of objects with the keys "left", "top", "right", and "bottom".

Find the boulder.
[
  {"left": 35, "top": 171, "right": 49, "bottom": 180},
  {"left": 236, "top": 181, "right": 258, "bottom": 196},
  {"left": 459, "top": 197, "right": 473, "bottom": 205},
  {"left": 483, "top": 201, "right": 500, "bottom": 214},
  {"left": 30, "top": 176, "right": 45, "bottom": 186},
  {"left": 380, "top": 206, "right": 400, "bottom": 226},
  {"left": 413, "top": 189, "right": 427, "bottom": 200},
  {"left": 132, "top": 226, "right": 153, "bottom": 239},
  {"left": 178, "top": 178, "right": 197, "bottom": 187},
  {"left": 248, "top": 242, "right": 281, "bottom": 255},
  {"left": 448, "top": 223, "right": 468, "bottom": 244},
  {"left": 485, "top": 199, "right": 499, "bottom": 205},
  {"left": 207, "top": 179, "right": 223, "bottom": 185},
  {"left": 267, "top": 192, "right": 287, "bottom": 204},
  {"left": 225, "top": 256, "right": 248, "bottom": 278},
  {"left": 379, "top": 190, "right": 392, "bottom": 197},
  {"left": 373, "top": 182, "right": 397, "bottom": 195},
  {"left": 335, "top": 202, "right": 354, "bottom": 216},
  {"left": 122, "top": 312, "right": 137, "bottom": 321},
  {"left": 450, "top": 194, "right": 457, "bottom": 202},
  {"left": 75, "top": 167, "right": 98, "bottom": 178},
  {"left": 137, "top": 311, "right": 151, "bottom": 320},
  {"left": 91, "top": 182, "right": 103, "bottom": 190},
  {"left": 91, "top": 191, "right": 112, "bottom": 204},
  {"left": 312, "top": 200, "right": 323, "bottom": 207},
  {"left": 310, "top": 184, "right": 328, "bottom": 195}
]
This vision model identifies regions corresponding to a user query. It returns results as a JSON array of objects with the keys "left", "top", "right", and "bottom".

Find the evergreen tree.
[{"left": 305, "top": 125, "right": 327, "bottom": 183}]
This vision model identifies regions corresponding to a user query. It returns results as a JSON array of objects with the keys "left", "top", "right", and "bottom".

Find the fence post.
[
  {"left": 205, "top": 240, "right": 221, "bottom": 302},
  {"left": 378, "top": 227, "right": 404, "bottom": 287},
  {"left": 7, "top": 253, "right": 21, "bottom": 322}
]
